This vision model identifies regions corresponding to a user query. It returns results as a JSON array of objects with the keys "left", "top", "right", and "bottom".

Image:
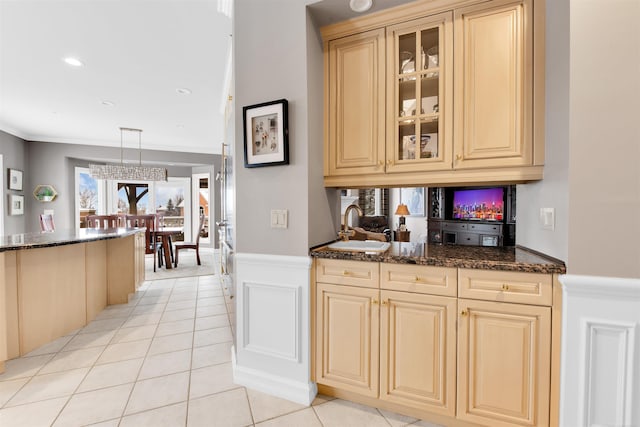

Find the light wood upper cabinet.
[
  {"left": 315, "top": 282, "right": 380, "bottom": 397},
  {"left": 326, "top": 29, "right": 386, "bottom": 177},
  {"left": 380, "top": 290, "right": 457, "bottom": 417},
  {"left": 454, "top": 0, "right": 534, "bottom": 169},
  {"left": 322, "top": 0, "right": 545, "bottom": 188},
  {"left": 386, "top": 12, "right": 453, "bottom": 173},
  {"left": 457, "top": 298, "right": 551, "bottom": 427}
]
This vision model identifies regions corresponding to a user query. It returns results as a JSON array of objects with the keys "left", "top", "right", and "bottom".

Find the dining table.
[{"left": 153, "top": 226, "right": 183, "bottom": 269}]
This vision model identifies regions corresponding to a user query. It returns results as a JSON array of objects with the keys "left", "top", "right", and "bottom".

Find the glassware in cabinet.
[{"left": 388, "top": 12, "right": 452, "bottom": 172}]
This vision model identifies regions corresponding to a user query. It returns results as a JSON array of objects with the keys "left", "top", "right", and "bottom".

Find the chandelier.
[{"left": 89, "top": 127, "right": 167, "bottom": 181}]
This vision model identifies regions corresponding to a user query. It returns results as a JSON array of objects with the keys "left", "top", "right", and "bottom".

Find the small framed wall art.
[
  {"left": 243, "top": 99, "right": 289, "bottom": 168},
  {"left": 400, "top": 187, "right": 426, "bottom": 217},
  {"left": 9, "top": 194, "right": 24, "bottom": 215},
  {"left": 8, "top": 168, "right": 23, "bottom": 191}
]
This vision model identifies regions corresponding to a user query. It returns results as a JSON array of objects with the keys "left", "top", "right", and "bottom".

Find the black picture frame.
[{"left": 243, "top": 99, "right": 289, "bottom": 168}]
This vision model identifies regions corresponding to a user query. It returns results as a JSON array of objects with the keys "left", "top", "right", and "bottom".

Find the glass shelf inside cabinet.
[
  {"left": 396, "top": 117, "right": 440, "bottom": 161},
  {"left": 398, "top": 76, "right": 417, "bottom": 117},
  {"left": 398, "top": 32, "right": 416, "bottom": 75},
  {"left": 418, "top": 117, "right": 439, "bottom": 159}
]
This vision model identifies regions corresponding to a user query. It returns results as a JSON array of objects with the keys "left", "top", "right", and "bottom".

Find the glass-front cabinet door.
[{"left": 386, "top": 12, "right": 453, "bottom": 173}]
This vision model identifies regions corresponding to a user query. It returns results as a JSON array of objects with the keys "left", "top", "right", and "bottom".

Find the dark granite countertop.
[
  {"left": 311, "top": 242, "right": 566, "bottom": 274},
  {"left": 0, "top": 228, "right": 143, "bottom": 252}
]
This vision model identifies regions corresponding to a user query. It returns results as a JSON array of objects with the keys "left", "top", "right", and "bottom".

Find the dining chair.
[
  {"left": 126, "top": 214, "right": 160, "bottom": 272},
  {"left": 154, "top": 214, "right": 174, "bottom": 267},
  {"left": 40, "top": 214, "right": 55, "bottom": 233},
  {"left": 174, "top": 214, "right": 205, "bottom": 267},
  {"left": 86, "top": 214, "right": 119, "bottom": 229}
]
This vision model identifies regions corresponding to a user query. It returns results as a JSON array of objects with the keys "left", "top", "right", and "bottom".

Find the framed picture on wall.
[
  {"left": 400, "top": 187, "right": 425, "bottom": 217},
  {"left": 9, "top": 194, "right": 24, "bottom": 215},
  {"left": 243, "top": 99, "right": 289, "bottom": 168},
  {"left": 8, "top": 168, "right": 23, "bottom": 191}
]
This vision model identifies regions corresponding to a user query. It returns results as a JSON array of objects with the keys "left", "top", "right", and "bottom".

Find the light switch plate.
[
  {"left": 539, "top": 208, "right": 555, "bottom": 230},
  {"left": 270, "top": 209, "right": 288, "bottom": 229}
]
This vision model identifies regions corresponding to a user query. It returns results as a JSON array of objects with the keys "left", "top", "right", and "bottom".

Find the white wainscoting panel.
[
  {"left": 560, "top": 274, "right": 640, "bottom": 427},
  {"left": 243, "top": 281, "right": 299, "bottom": 362},
  {"left": 233, "top": 253, "right": 316, "bottom": 405}
]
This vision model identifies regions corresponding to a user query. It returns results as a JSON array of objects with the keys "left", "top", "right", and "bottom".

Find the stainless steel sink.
[{"left": 327, "top": 240, "right": 391, "bottom": 252}]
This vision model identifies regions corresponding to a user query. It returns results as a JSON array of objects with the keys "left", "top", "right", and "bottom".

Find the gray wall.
[
  {"left": 0, "top": 131, "right": 218, "bottom": 234},
  {"left": 567, "top": 0, "right": 640, "bottom": 278},
  {"left": 306, "top": 7, "right": 341, "bottom": 247},
  {"left": 234, "top": 0, "right": 337, "bottom": 257},
  {"left": 27, "top": 141, "right": 217, "bottom": 233},
  {"left": 516, "top": 0, "right": 570, "bottom": 263},
  {"left": 0, "top": 130, "right": 29, "bottom": 233}
]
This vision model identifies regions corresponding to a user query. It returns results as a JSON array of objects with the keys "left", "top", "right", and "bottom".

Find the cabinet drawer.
[
  {"left": 442, "top": 222, "right": 467, "bottom": 232},
  {"left": 457, "top": 232, "right": 480, "bottom": 246},
  {"left": 380, "top": 263, "right": 457, "bottom": 297},
  {"left": 466, "top": 223, "right": 502, "bottom": 233},
  {"left": 458, "top": 269, "right": 552, "bottom": 306},
  {"left": 316, "top": 259, "right": 379, "bottom": 288}
]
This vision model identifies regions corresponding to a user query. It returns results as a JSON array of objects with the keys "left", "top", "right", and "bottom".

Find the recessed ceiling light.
[
  {"left": 176, "top": 124, "right": 185, "bottom": 128},
  {"left": 63, "top": 57, "right": 84, "bottom": 67},
  {"left": 176, "top": 88, "right": 192, "bottom": 95},
  {"left": 349, "top": 0, "right": 373, "bottom": 12},
  {"left": 101, "top": 100, "right": 115, "bottom": 107}
]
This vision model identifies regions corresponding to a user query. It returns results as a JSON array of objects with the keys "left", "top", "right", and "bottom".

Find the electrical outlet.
[
  {"left": 539, "top": 208, "right": 555, "bottom": 230},
  {"left": 270, "top": 209, "right": 288, "bottom": 229}
]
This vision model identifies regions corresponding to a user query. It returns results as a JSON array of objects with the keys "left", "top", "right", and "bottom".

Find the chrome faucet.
[{"left": 339, "top": 204, "right": 364, "bottom": 241}]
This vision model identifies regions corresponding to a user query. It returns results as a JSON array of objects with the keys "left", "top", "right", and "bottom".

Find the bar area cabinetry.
[{"left": 322, "top": 0, "right": 544, "bottom": 188}]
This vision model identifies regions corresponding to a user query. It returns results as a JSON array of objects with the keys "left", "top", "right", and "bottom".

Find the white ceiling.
[
  {"left": 0, "top": 0, "right": 232, "bottom": 155},
  {"left": 0, "top": 0, "right": 414, "bottom": 158}
]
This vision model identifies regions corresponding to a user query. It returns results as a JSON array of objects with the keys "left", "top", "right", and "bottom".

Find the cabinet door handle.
[
  {"left": 372, "top": 299, "right": 379, "bottom": 305},
  {"left": 460, "top": 310, "right": 468, "bottom": 316},
  {"left": 502, "top": 283, "right": 510, "bottom": 291},
  {"left": 414, "top": 276, "right": 421, "bottom": 282},
  {"left": 342, "top": 270, "right": 350, "bottom": 276},
  {"left": 456, "top": 154, "right": 462, "bottom": 161},
  {"left": 387, "top": 159, "right": 393, "bottom": 165},
  {"left": 381, "top": 300, "right": 388, "bottom": 306},
  {"left": 377, "top": 160, "right": 383, "bottom": 168}
]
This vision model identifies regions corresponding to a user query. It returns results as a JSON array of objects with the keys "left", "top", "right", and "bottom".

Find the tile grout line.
[{"left": 184, "top": 274, "right": 202, "bottom": 427}]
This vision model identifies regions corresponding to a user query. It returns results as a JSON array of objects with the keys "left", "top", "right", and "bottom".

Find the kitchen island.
[
  {"left": 310, "top": 242, "right": 565, "bottom": 427},
  {"left": 0, "top": 228, "right": 145, "bottom": 372}
]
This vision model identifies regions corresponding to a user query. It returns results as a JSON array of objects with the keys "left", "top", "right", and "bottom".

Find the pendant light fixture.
[{"left": 89, "top": 127, "right": 168, "bottom": 181}]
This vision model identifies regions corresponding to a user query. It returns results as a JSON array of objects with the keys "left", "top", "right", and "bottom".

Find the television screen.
[{"left": 452, "top": 188, "right": 504, "bottom": 221}]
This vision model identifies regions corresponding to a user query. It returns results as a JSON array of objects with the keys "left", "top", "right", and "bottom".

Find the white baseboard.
[{"left": 232, "top": 346, "right": 317, "bottom": 406}]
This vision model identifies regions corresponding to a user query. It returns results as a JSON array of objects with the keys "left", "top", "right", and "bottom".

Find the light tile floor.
[{"left": 0, "top": 273, "right": 443, "bottom": 427}]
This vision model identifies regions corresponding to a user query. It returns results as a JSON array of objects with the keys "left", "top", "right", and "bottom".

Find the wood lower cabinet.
[
  {"left": 315, "top": 282, "right": 379, "bottom": 397},
  {"left": 312, "top": 258, "right": 558, "bottom": 426},
  {"left": 379, "top": 290, "right": 456, "bottom": 417},
  {"left": 457, "top": 298, "right": 551, "bottom": 427}
]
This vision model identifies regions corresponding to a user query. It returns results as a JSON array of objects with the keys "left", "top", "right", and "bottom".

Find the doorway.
[{"left": 192, "top": 173, "right": 211, "bottom": 246}]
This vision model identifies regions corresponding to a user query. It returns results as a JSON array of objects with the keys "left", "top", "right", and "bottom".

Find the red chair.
[{"left": 174, "top": 215, "right": 205, "bottom": 267}]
